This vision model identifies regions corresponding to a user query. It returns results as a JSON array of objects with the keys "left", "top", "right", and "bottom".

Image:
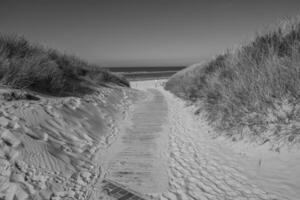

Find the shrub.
[
  {"left": 166, "top": 16, "right": 300, "bottom": 145},
  {"left": 0, "top": 35, "right": 129, "bottom": 96}
]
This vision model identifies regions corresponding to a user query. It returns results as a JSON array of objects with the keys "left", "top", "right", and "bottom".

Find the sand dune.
[
  {"left": 0, "top": 86, "right": 139, "bottom": 200},
  {"left": 133, "top": 80, "right": 300, "bottom": 200},
  {"left": 160, "top": 89, "right": 279, "bottom": 200},
  {"left": 1, "top": 80, "right": 300, "bottom": 200}
]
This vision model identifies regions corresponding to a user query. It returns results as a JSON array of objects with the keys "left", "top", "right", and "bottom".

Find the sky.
[{"left": 1, "top": 0, "right": 300, "bottom": 67}]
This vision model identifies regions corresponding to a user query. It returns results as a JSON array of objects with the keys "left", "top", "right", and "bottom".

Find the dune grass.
[
  {"left": 0, "top": 35, "right": 129, "bottom": 96},
  {"left": 165, "top": 16, "right": 300, "bottom": 146}
]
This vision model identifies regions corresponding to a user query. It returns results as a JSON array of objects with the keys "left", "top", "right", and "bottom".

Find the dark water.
[
  {"left": 108, "top": 66, "right": 186, "bottom": 73},
  {"left": 108, "top": 66, "right": 186, "bottom": 80},
  {"left": 124, "top": 71, "right": 178, "bottom": 80}
]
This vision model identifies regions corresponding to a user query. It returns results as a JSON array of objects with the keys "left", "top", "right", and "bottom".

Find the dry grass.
[
  {"left": 166, "top": 16, "right": 300, "bottom": 147},
  {"left": 0, "top": 35, "right": 130, "bottom": 96}
]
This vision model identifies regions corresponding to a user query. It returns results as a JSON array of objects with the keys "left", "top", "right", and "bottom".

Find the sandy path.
[
  {"left": 160, "top": 90, "right": 281, "bottom": 200},
  {"left": 103, "top": 86, "right": 276, "bottom": 199},
  {"left": 103, "top": 89, "right": 169, "bottom": 196},
  {"left": 3, "top": 80, "right": 294, "bottom": 199},
  {"left": 161, "top": 85, "right": 300, "bottom": 200},
  {"left": 119, "top": 80, "right": 300, "bottom": 200}
]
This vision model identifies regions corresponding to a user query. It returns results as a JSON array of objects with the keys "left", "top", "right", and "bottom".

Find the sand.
[
  {"left": 1, "top": 80, "right": 300, "bottom": 200},
  {"left": 102, "top": 89, "right": 169, "bottom": 195},
  {"left": 131, "top": 80, "right": 300, "bottom": 200},
  {"left": 0, "top": 86, "right": 139, "bottom": 200}
]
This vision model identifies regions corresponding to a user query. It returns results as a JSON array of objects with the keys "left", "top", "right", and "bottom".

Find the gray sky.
[{"left": 1, "top": 0, "right": 300, "bottom": 67}]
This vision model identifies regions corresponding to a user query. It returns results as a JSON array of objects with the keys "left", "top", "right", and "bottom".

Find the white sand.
[
  {"left": 0, "top": 86, "right": 137, "bottom": 200},
  {"left": 102, "top": 88, "right": 169, "bottom": 195},
  {"left": 1, "top": 80, "right": 300, "bottom": 200},
  {"left": 132, "top": 80, "right": 300, "bottom": 200}
]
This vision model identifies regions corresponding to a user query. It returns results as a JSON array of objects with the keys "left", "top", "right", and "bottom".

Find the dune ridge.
[
  {"left": 165, "top": 16, "right": 300, "bottom": 149},
  {"left": 0, "top": 85, "right": 141, "bottom": 200},
  {"left": 0, "top": 34, "right": 136, "bottom": 199}
]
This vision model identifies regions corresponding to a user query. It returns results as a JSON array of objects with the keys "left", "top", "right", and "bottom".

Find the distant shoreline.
[{"left": 108, "top": 66, "right": 186, "bottom": 73}]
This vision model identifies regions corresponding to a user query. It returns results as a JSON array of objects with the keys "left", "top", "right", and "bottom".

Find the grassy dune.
[
  {"left": 166, "top": 16, "right": 300, "bottom": 147},
  {"left": 0, "top": 35, "right": 129, "bottom": 97}
]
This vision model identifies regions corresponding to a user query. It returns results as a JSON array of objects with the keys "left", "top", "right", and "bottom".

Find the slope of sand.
[
  {"left": 130, "top": 80, "right": 300, "bottom": 200},
  {"left": 1, "top": 79, "right": 300, "bottom": 200},
  {"left": 0, "top": 85, "right": 140, "bottom": 200}
]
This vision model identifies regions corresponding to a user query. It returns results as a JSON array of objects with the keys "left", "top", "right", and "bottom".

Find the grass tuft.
[
  {"left": 0, "top": 34, "right": 130, "bottom": 96},
  {"left": 166, "top": 16, "right": 300, "bottom": 147}
]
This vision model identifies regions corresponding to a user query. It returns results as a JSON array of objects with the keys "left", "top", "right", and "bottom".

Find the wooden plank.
[{"left": 102, "top": 179, "right": 148, "bottom": 200}]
